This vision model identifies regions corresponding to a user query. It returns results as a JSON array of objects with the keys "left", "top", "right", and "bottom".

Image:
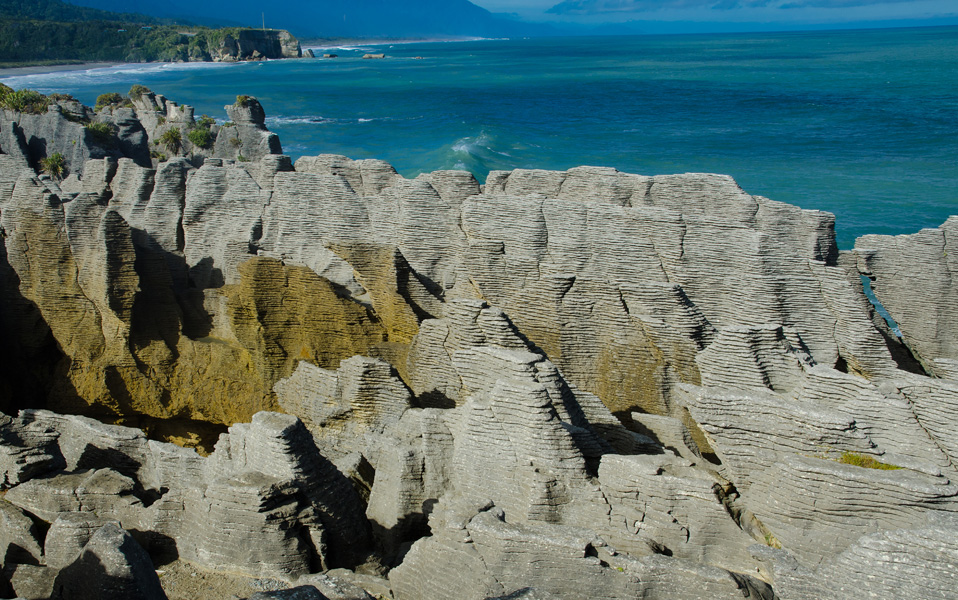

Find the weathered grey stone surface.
[
  {"left": 275, "top": 356, "right": 412, "bottom": 459},
  {"left": 389, "top": 506, "right": 772, "bottom": 600},
  {"left": 856, "top": 217, "right": 958, "bottom": 374},
  {"left": 4, "top": 468, "right": 144, "bottom": 525},
  {"left": 50, "top": 522, "right": 167, "bottom": 600},
  {"left": 248, "top": 587, "right": 329, "bottom": 600},
  {"left": 0, "top": 101, "right": 145, "bottom": 180},
  {"left": 753, "top": 514, "right": 958, "bottom": 600},
  {"left": 44, "top": 513, "right": 109, "bottom": 569},
  {"left": 6, "top": 563, "right": 57, "bottom": 600},
  {"left": 0, "top": 412, "right": 62, "bottom": 488},
  {"left": 203, "top": 412, "right": 372, "bottom": 569},
  {"left": 296, "top": 573, "right": 374, "bottom": 600},
  {"left": 596, "top": 454, "right": 759, "bottom": 574},
  {"left": 3, "top": 92, "right": 958, "bottom": 600},
  {"left": 180, "top": 471, "right": 315, "bottom": 579},
  {"left": 0, "top": 500, "right": 42, "bottom": 565}
]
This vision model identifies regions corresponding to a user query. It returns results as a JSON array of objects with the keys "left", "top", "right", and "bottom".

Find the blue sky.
[{"left": 471, "top": 0, "right": 958, "bottom": 28}]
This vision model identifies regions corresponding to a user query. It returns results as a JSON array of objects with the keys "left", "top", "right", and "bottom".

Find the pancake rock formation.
[{"left": 0, "top": 90, "right": 956, "bottom": 599}]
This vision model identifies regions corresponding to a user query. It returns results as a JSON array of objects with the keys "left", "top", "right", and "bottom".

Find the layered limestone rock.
[
  {"left": 49, "top": 522, "right": 167, "bottom": 600},
  {"left": 2, "top": 92, "right": 958, "bottom": 599},
  {"left": 0, "top": 93, "right": 906, "bottom": 428},
  {"left": 752, "top": 513, "right": 958, "bottom": 600},
  {"left": 855, "top": 217, "right": 958, "bottom": 376},
  {"left": 205, "top": 29, "right": 302, "bottom": 62},
  {"left": 275, "top": 356, "right": 413, "bottom": 459},
  {"left": 389, "top": 505, "right": 774, "bottom": 600},
  {"left": 0, "top": 408, "right": 371, "bottom": 598}
]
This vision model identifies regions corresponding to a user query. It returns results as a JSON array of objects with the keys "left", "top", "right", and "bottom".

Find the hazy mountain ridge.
[{"left": 64, "top": 0, "right": 555, "bottom": 38}]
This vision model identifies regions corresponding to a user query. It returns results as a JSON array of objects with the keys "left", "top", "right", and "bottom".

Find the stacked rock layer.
[{"left": 0, "top": 91, "right": 956, "bottom": 599}]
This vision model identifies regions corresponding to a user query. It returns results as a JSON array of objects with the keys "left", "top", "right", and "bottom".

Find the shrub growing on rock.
[
  {"left": 196, "top": 114, "right": 216, "bottom": 129},
  {"left": 39, "top": 152, "right": 66, "bottom": 179},
  {"left": 128, "top": 85, "right": 151, "bottom": 101},
  {"left": 157, "top": 128, "right": 182, "bottom": 154},
  {"left": 94, "top": 92, "right": 123, "bottom": 112},
  {"left": 94, "top": 92, "right": 132, "bottom": 112},
  {"left": 187, "top": 126, "right": 214, "bottom": 149},
  {"left": 85, "top": 122, "right": 116, "bottom": 146},
  {"left": 1, "top": 89, "right": 50, "bottom": 114}
]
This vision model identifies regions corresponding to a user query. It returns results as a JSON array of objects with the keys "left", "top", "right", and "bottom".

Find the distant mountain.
[{"left": 64, "top": 0, "right": 554, "bottom": 38}]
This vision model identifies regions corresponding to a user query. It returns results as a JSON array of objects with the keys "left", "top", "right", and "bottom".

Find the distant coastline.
[
  {"left": 304, "top": 36, "right": 490, "bottom": 49},
  {"left": 0, "top": 37, "right": 493, "bottom": 80},
  {"left": 0, "top": 62, "right": 122, "bottom": 78}
]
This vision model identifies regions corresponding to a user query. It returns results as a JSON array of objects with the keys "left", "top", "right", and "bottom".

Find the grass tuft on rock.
[
  {"left": 838, "top": 452, "right": 901, "bottom": 470},
  {"left": 157, "top": 127, "right": 182, "bottom": 153},
  {"left": 40, "top": 152, "right": 66, "bottom": 179},
  {"left": 85, "top": 121, "right": 116, "bottom": 146}
]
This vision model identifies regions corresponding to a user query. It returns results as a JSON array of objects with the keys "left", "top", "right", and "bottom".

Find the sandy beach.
[{"left": 0, "top": 62, "right": 122, "bottom": 79}]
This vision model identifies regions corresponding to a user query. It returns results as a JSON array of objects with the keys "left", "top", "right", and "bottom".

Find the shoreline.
[
  {"left": 0, "top": 61, "right": 123, "bottom": 79},
  {"left": 303, "top": 36, "right": 490, "bottom": 50},
  {"left": 0, "top": 37, "right": 494, "bottom": 79}
]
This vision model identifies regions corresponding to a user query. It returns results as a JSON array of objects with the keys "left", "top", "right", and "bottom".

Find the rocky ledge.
[{"left": 0, "top": 90, "right": 956, "bottom": 600}]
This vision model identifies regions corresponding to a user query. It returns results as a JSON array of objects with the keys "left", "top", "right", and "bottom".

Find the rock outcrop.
[
  {"left": 1, "top": 92, "right": 957, "bottom": 599},
  {"left": 205, "top": 29, "right": 302, "bottom": 62}
]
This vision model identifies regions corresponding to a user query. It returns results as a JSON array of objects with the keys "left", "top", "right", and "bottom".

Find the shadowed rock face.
[{"left": 1, "top": 92, "right": 957, "bottom": 600}]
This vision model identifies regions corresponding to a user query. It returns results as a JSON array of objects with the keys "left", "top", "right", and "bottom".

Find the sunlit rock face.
[{"left": 1, "top": 92, "right": 956, "bottom": 600}]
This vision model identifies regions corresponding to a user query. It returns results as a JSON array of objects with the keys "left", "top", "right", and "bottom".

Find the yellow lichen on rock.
[{"left": 224, "top": 256, "right": 391, "bottom": 395}]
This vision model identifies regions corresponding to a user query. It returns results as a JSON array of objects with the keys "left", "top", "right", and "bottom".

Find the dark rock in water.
[
  {"left": 50, "top": 522, "right": 167, "bottom": 600},
  {"left": 362, "top": 54, "right": 385, "bottom": 59}
]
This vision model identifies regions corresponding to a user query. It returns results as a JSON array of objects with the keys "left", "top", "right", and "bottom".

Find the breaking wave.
[{"left": 0, "top": 61, "right": 244, "bottom": 91}]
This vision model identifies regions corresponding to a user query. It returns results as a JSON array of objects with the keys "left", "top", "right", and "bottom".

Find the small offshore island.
[{"left": 0, "top": 82, "right": 956, "bottom": 600}]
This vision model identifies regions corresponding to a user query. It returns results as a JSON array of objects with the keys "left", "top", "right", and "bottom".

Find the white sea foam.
[
  {"left": 452, "top": 131, "right": 506, "bottom": 157},
  {"left": 305, "top": 46, "right": 376, "bottom": 53},
  {"left": 266, "top": 116, "right": 333, "bottom": 126},
  {"left": 0, "top": 61, "right": 245, "bottom": 90}
]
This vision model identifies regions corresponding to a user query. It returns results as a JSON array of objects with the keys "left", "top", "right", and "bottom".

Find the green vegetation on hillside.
[
  {"left": 0, "top": 20, "right": 255, "bottom": 65},
  {"left": 0, "top": 0, "right": 281, "bottom": 67},
  {"left": 0, "top": 0, "right": 162, "bottom": 25}
]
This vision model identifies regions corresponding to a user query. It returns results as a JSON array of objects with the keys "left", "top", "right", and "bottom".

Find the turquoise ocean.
[{"left": 3, "top": 26, "right": 957, "bottom": 249}]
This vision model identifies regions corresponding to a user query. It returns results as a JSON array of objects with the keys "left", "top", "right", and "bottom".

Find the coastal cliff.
[{"left": 0, "top": 90, "right": 956, "bottom": 600}]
